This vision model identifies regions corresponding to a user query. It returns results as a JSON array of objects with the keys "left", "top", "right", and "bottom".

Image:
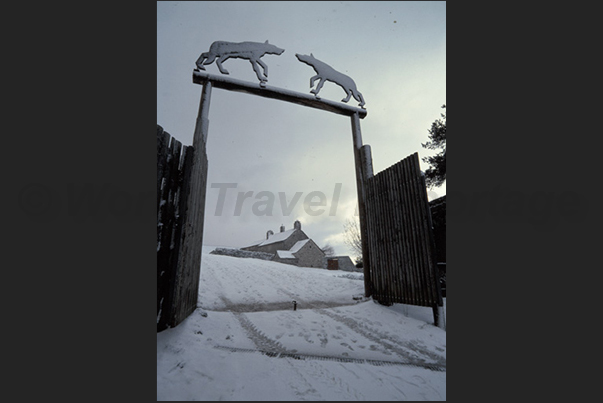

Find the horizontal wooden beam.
[{"left": 192, "top": 69, "right": 367, "bottom": 119}]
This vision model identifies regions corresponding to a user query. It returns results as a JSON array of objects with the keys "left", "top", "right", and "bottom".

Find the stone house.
[
  {"left": 241, "top": 220, "right": 325, "bottom": 268},
  {"left": 324, "top": 255, "right": 361, "bottom": 272}
]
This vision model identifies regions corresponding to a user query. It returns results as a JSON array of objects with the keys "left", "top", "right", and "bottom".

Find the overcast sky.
[{"left": 157, "top": 1, "right": 446, "bottom": 256}]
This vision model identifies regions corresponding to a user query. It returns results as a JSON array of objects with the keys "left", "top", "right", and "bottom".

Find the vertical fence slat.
[
  {"left": 157, "top": 134, "right": 181, "bottom": 330},
  {"left": 365, "top": 177, "right": 377, "bottom": 298},
  {"left": 379, "top": 170, "right": 390, "bottom": 302},
  {"left": 400, "top": 155, "right": 420, "bottom": 306},
  {"left": 384, "top": 166, "right": 397, "bottom": 304},
  {"left": 410, "top": 153, "right": 433, "bottom": 306},
  {"left": 391, "top": 162, "right": 408, "bottom": 304},
  {"left": 395, "top": 160, "right": 411, "bottom": 304},
  {"left": 413, "top": 153, "right": 432, "bottom": 307}
]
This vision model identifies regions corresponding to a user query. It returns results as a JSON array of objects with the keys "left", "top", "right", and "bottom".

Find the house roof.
[
  {"left": 276, "top": 239, "right": 319, "bottom": 259},
  {"left": 289, "top": 239, "right": 310, "bottom": 254},
  {"left": 276, "top": 250, "right": 295, "bottom": 259},
  {"left": 243, "top": 228, "right": 298, "bottom": 248}
]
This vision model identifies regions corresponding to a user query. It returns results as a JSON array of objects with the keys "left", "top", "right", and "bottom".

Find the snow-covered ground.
[{"left": 157, "top": 246, "right": 446, "bottom": 401}]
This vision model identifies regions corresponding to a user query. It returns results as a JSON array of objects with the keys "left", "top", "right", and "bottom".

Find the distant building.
[
  {"left": 324, "top": 255, "right": 361, "bottom": 272},
  {"left": 241, "top": 220, "right": 325, "bottom": 268}
]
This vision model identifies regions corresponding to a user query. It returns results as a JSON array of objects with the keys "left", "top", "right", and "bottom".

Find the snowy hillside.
[{"left": 157, "top": 246, "right": 446, "bottom": 400}]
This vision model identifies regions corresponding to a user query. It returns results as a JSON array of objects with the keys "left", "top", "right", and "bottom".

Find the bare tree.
[
  {"left": 343, "top": 217, "right": 362, "bottom": 260},
  {"left": 321, "top": 244, "right": 335, "bottom": 257}
]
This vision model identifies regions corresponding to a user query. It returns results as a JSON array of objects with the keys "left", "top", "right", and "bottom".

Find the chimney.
[
  {"left": 293, "top": 220, "right": 301, "bottom": 230},
  {"left": 266, "top": 230, "right": 274, "bottom": 239},
  {"left": 280, "top": 224, "right": 285, "bottom": 232}
]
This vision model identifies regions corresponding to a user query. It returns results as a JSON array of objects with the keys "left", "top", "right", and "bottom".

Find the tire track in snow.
[
  {"left": 206, "top": 299, "right": 361, "bottom": 312},
  {"left": 213, "top": 345, "right": 445, "bottom": 372},
  {"left": 315, "top": 308, "right": 446, "bottom": 369},
  {"left": 222, "top": 286, "right": 444, "bottom": 370},
  {"left": 232, "top": 312, "right": 290, "bottom": 354}
]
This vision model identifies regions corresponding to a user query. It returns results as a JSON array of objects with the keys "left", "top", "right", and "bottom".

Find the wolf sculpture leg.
[
  {"left": 342, "top": 90, "right": 353, "bottom": 103},
  {"left": 311, "top": 78, "right": 326, "bottom": 96},
  {"left": 354, "top": 91, "right": 365, "bottom": 107},
  {"left": 249, "top": 60, "right": 267, "bottom": 83},
  {"left": 256, "top": 59, "right": 268, "bottom": 77},
  {"left": 196, "top": 52, "right": 210, "bottom": 70},
  {"left": 216, "top": 55, "right": 232, "bottom": 74}
]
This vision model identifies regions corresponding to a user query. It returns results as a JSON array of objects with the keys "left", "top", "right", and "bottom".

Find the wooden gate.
[
  {"left": 364, "top": 152, "right": 443, "bottom": 310},
  {"left": 186, "top": 68, "right": 443, "bottom": 328},
  {"left": 157, "top": 125, "right": 208, "bottom": 332}
]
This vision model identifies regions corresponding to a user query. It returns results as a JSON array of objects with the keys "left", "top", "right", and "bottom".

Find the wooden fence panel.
[
  {"left": 157, "top": 125, "right": 208, "bottom": 332},
  {"left": 365, "top": 152, "right": 443, "bottom": 308}
]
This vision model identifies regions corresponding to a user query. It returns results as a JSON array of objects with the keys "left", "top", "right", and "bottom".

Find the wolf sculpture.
[
  {"left": 196, "top": 40, "right": 285, "bottom": 85},
  {"left": 295, "top": 53, "right": 365, "bottom": 107}
]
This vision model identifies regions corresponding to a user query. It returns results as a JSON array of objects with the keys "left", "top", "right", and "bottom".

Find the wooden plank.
[
  {"left": 366, "top": 177, "right": 377, "bottom": 297},
  {"left": 415, "top": 153, "right": 439, "bottom": 306},
  {"left": 410, "top": 153, "right": 433, "bottom": 306},
  {"left": 165, "top": 137, "right": 184, "bottom": 324},
  {"left": 395, "top": 161, "right": 415, "bottom": 304},
  {"left": 367, "top": 177, "right": 380, "bottom": 299},
  {"left": 400, "top": 158, "right": 417, "bottom": 305},
  {"left": 172, "top": 82, "right": 212, "bottom": 327},
  {"left": 171, "top": 144, "right": 193, "bottom": 325},
  {"left": 185, "top": 139, "right": 209, "bottom": 318},
  {"left": 384, "top": 167, "right": 395, "bottom": 303},
  {"left": 390, "top": 162, "right": 406, "bottom": 304},
  {"left": 157, "top": 126, "right": 171, "bottom": 328},
  {"left": 193, "top": 70, "right": 367, "bottom": 119},
  {"left": 377, "top": 171, "right": 389, "bottom": 301},
  {"left": 157, "top": 126, "right": 169, "bottom": 213},
  {"left": 402, "top": 154, "right": 426, "bottom": 306},
  {"left": 384, "top": 166, "right": 396, "bottom": 303},
  {"left": 403, "top": 158, "right": 420, "bottom": 305},
  {"left": 412, "top": 154, "right": 432, "bottom": 306},
  {"left": 368, "top": 173, "right": 381, "bottom": 300},
  {"left": 375, "top": 171, "right": 387, "bottom": 301},
  {"left": 397, "top": 157, "right": 412, "bottom": 304},
  {"left": 157, "top": 135, "right": 182, "bottom": 330},
  {"left": 364, "top": 178, "right": 376, "bottom": 295}
]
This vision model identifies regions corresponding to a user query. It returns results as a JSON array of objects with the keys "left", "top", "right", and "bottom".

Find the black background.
[{"left": 4, "top": 2, "right": 599, "bottom": 401}]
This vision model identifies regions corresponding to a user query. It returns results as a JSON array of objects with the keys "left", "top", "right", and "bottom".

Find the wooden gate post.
[
  {"left": 172, "top": 81, "right": 212, "bottom": 326},
  {"left": 351, "top": 112, "right": 373, "bottom": 297},
  {"left": 194, "top": 80, "right": 212, "bottom": 144}
]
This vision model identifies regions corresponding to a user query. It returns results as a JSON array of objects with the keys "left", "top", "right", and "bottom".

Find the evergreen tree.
[{"left": 422, "top": 105, "right": 446, "bottom": 189}]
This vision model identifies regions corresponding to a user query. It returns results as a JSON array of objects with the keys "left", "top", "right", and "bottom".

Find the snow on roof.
[
  {"left": 241, "top": 238, "right": 267, "bottom": 248},
  {"left": 289, "top": 239, "right": 310, "bottom": 254},
  {"left": 276, "top": 250, "right": 295, "bottom": 259},
  {"left": 257, "top": 228, "right": 297, "bottom": 246}
]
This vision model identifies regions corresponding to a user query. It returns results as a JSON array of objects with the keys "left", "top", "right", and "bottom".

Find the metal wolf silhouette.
[
  {"left": 295, "top": 53, "right": 365, "bottom": 107},
  {"left": 196, "top": 40, "right": 285, "bottom": 85}
]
